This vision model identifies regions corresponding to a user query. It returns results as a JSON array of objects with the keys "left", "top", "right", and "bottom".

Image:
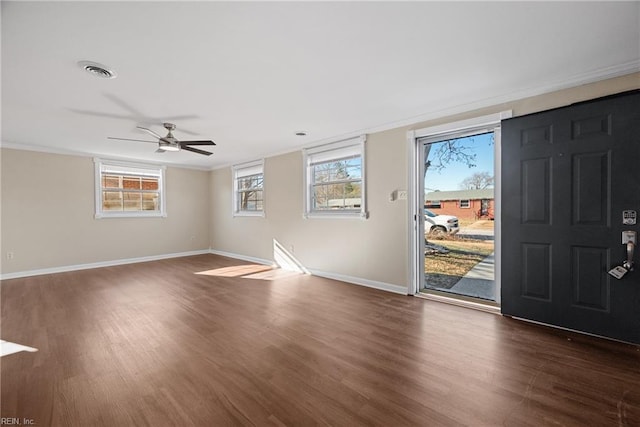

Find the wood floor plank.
[{"left": 2, "top": 254, "right": 639, "bottom": 426}]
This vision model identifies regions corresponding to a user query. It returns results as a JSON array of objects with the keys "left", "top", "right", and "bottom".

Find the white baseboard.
[
  {"left": 0, "top": 249, "right": 211, "bottom": 280},
  {"left": 307, "top": 268, "right": 408, "bottom": 295},
  {"left": 208, "top": 249, "right": 274, "bottom": 266},
  {"left": 208, "top": 249, "right": 407, "bottom": 295}
]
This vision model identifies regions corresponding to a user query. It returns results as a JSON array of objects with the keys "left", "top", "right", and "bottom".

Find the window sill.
[
  {"left": 233, "top": 211, "right": 265, "bottom": 218},
  {"left": 304, "top": 211, "right": 369, "bottom": 220},
  {"left": 95, "top": 212, "right": 166, "bottom": 219}
]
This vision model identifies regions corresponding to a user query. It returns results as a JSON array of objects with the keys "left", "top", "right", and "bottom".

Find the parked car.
[{"left": 424, "top": 208, "right": 459, "bottom": 235}]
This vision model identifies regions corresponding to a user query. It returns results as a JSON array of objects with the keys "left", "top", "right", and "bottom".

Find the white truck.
[{"left": 424, "top": 208, "right": 459, "bottom": 236}]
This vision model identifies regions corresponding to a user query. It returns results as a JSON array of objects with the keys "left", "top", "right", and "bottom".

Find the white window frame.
[
  {"left": 232, "top": 159, "right": 265, "bottom": 217},
  {"left": 426, "top": 200, "right": 441, "bottom": 209},
  {"left": 94, "top": 158, "right": 167, "bottom": 219},
  {"left": 459, "top": 199, "right": 471, "bottom": 208},
  {"left": 303, "top": 135, "right": 368, "bottom": 219}
]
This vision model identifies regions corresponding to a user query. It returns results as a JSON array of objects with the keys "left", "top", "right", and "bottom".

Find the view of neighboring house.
[{"left": 425, "top": 188, "right": 494, "bottom": 220}]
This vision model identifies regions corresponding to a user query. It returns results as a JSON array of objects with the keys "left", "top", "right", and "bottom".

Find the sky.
[{"left": 424, "top": 132, "right": 494, "bottom": 192}]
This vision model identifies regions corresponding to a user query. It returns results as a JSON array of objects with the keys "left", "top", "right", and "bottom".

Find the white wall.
[
  {"left": 1, "top": 149, "right": 211, "bottom": 275},
  {"left": 210, "top": 125, "right": 410, "bottom": 291}
]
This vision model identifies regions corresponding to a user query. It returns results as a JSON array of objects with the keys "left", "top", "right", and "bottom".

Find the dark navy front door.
[{"left": 501, "top": 91, "right": 640, "bottom": 344}]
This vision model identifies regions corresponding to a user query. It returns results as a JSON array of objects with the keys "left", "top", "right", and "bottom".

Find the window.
[
  {"left": 459, "top": 199, "right": 470, "bottom": 208},
  {"left": 425, "top": 200, "right": 441, "bottom": 209},
  {"left": 233, "top": 160, "right": 264, "bottom": 216},
  {"left": 303, "top": 135, "right": 368, "bottom": 218},
  {"left": 94, "top": 159, "right": 166, "bottom": 218}
]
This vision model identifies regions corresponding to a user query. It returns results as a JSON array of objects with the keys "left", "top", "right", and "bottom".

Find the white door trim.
[{"left": 406, "top": 110, "right": 512, "bottom": 297}]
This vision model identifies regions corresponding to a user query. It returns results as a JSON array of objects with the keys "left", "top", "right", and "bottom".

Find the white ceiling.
[{"left": 2, "top": 1, "right": 639, "bottom": 170}]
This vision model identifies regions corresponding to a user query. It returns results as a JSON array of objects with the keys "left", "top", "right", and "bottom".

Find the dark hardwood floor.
[{"left": 1, "top": 254, "right": 639, "bottom": 426}]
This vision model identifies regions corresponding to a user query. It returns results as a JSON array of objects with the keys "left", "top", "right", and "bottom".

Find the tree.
[
  {"left": 425, "top": 138, "right": 477, "bottom": 173},
  {"left": 423, "top": 133, "right": 495, "bottom": 178},
  {"left": 459, "top": 171, "right": 494, "bottom": 189}
]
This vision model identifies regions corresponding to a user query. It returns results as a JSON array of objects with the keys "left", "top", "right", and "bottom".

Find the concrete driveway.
[{"left": 458, "top": 220, "right": 495, "bottom": 241}]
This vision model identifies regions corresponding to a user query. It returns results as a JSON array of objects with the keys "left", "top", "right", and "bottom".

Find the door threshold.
[{"left": 417, "top": 290, "right": 500, "bottom": 314}]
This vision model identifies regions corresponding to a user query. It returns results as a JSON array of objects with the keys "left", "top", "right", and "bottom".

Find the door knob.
[
  {"left": 623, "top": 240, "right": 635, "bottom": 271},
  {"left": 622, "top": 231, "right": 636, "bottom": 271}
]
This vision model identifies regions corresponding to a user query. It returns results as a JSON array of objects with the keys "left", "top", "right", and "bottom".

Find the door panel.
[
  {"left": 521, "top": 157, "right": 551, "bottom": 224},
  {"left": 521, "top": 242, "right": 552, "bottom": 300},
  {"left": 571, "top": 245, "right": 609, "bottom": 311},
  {"left": 572, "top": 151, "right": 610, "bottom": 226},
  {"left": 502, "top": 91, "right": 640, "bottom": 344}
]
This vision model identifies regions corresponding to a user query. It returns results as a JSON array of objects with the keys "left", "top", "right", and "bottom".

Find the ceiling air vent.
[{"left": 78, "top": 61, "right": 117, "bottom": 79}]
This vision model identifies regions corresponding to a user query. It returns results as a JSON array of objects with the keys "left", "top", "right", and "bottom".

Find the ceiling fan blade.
[
  {"left": 174, "top": 127, "right": 201, "bottom": 136},
  {"left": 104, "top": 93, "right": 146, "bottom": 117},
  {"left": 136, "top": 126, "right": 163, "bottom": 139},
  {"left": 107, "top": 137, "right": 157, "bottom": 143},
  {"left": 181, "top": 146, "right": 213, "bottom": 156},
  {"left": 69, "top": 109, "right": 138, "bottom": 120},
  {"left": 179, "top": 140, "right": 216, "bottom": 146}
]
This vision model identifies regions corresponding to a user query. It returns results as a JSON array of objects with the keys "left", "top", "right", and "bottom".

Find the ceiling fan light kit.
[
  {"left": 158, "top": 142, "right": 180, "bottom": 152},
  {"left": 108, "top": 122, "right": 216, "bottom": 156}
]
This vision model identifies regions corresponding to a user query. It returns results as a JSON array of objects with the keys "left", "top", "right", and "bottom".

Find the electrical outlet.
[{"left": 6, "top": 252, "right": 14, "bottom": 260}]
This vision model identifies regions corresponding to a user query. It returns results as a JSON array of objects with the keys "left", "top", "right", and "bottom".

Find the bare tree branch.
[
  {"left": 460, "top": 171, "right": 494, "bottom": 189},
  {"left": 429, "top": 138, "right": 477, "bottom": 171}
]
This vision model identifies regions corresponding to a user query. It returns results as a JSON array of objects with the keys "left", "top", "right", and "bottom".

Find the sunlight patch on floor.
[
  {"left": 243, "top": 269, "right": 303, "bottom": 280},
  {"left": 196, "top": 239, "right": 309, "bottom": 281},
  {"left": 196, "top": 264, "right": 274, "bottom": 277},
  {"left": 195, "top": 264, "right": 304, "bottom": 281},
  {"left": 1, "top": 340, "right": 38, "bottom": 357}
]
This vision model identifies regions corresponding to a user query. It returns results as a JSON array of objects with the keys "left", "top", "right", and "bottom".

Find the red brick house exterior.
[{"left": 425, "top": 189, "right": 494, "bottom": 221}]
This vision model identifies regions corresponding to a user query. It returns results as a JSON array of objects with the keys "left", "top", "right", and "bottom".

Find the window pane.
[
  {"left": 100, "top": 173, "right": 161, "bottom": 213},
  {"left": 237, "top": 174, "right": 263, "bottom": 191},
  {"left": 123, "top": 176, "right": 141, "bottom": 190},
  {"left": 142, "top": 177, "right": 159, "bottom": 190},
  {"left": 312, "top": 157, "right": 361, "bottom": 184},
  {"left": 313, "top": 182, "right": 361, "bottom": 210},
  {"left": 238, "top": 189, "right": 263, "bottom": 211},
  {"left": 123, "top": 192, "right": 142, "bottom": 211},
  {"left": 235, "top": 172, "right": 264, "bottom": 213},
  {"left": 142, "top": 192, "right": 159, "bottom": 211},
  {"left": 103, "top": 175, "right": 120, "bottom": 189},
  {"left": 103, "top": 191, "right": 123, "bottom": 211},
  {"left": 344, "top": 158, "right": 362, "bottom": 179},
  {"left": 305, "top": 138, "right": 365, "bottom": 217},
  {"left": 238, "top": 177, "right": 249, "bottom": 189}
]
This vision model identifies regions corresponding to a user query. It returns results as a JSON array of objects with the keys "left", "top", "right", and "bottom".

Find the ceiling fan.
[{"left": 108, "top": 122, "right": 216, "bottom": 156}]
